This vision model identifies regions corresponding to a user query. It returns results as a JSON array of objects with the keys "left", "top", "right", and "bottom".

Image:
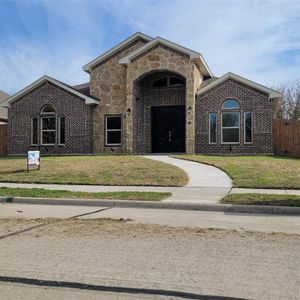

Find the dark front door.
[{"left": 152, "top": 105, "right": 186, "bottom": 153}]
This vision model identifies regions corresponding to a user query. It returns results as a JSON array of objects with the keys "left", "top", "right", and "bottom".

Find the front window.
[
  {"left": 209, "top": 113, "right": 217, "bottom": 144},
  {"left": 221, "top": 112, "right": 240, "bottom": 144},
  {"left": 40, "top": 105, "right": 56, "bottom": 145},
  {"left": 222, "top": 99, "right": 240, "bottom": 110},
  {"left": 152, "top": 76, "right": 184, "bottom": 88},
  {"left": 41, "top": 116, "right": 56, "bottom": 145},
  {"left": 244, "top": 112, "right": 253, "bottom": 143},
  {"left": 31, "top": 117, "right": 38, "bottom": 145},
  {"left": 105, "top": 115, "right": 122, "bottom": 146},
  {"left": 59, "top": 116, "right": 65, "bottom": 145}
]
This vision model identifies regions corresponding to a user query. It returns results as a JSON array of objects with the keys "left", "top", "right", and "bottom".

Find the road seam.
[{"left": 0, "top": 207, "right": 112, "bottom": 240}]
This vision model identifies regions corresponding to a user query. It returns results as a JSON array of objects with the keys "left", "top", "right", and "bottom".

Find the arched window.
[
  {"left": 40, "top": 105, "right": 56, "bottom": 145},
  {"left": 152, "top": 76, "right": 184, "bottom": 88},
  {"left": 221, "top": 99, "right": 240, "bottom": 144},
  {"left": 222, "top": 99, "right": 240, "bottom": 110},
  {"left": 41, "top": 105, "right": 55, "bottom": 114}
]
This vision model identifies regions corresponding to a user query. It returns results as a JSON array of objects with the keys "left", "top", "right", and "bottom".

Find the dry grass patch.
[{"left": 0, "top": 156, "right": 188, "bottom": 186}]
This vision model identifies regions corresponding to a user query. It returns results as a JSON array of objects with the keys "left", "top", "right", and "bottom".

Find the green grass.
[
  {"left": 221, "top": 193, "right": 300, "bottom": 207},
  {"left": 0, "top": 156, "right": 188, "bottom": 187},
  {"left": 0, "top": 187, "right": 171, "bottom": 201},
  {"left": 173, "top": 155, "right": 300, "bottom": 189}
]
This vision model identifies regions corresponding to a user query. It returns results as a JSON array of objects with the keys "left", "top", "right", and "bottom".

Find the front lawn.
[
  {"left": 222, "top": 193, "right": 300, "bottom": 207},
  {"left": 173, "top": 155, "right": 300, "bottom": 189},
  {"left": 0, "top": 187, "right": 171, "bottom": 201},
  {"left": 0, "top": 156, "right": 188, "bottom": 187}
]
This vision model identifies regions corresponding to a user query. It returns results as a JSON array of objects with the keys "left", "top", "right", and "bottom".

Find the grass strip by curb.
[
  {"left": 0, "top": 187, "right": 171, "bottom": 201},
  {"left": 221, "top": 193, "right": 300, "bottom": 207}
]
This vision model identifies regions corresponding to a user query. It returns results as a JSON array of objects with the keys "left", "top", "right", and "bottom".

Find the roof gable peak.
[
  {"left": 119, "top": 36, "right": 213, "bottom": 77},
  {"left": 83, "top": 32, "right": 153, "bottom": 72},
  {"left": 198, "top": 72, "right": 281, "bottom": 99},
  {"left": 1, "top": 75, "right": 99, "bottom": 108}
]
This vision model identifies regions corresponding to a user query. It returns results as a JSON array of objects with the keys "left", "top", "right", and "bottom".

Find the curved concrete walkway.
[
  {"left": 143, "top": 155, "right": 232, "bottom": 203},
  {"left": 144, "top": 155, "right": 232, "bottom": 188}
]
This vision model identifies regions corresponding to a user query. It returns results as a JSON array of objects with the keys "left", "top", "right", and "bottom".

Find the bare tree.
[{"left": 274, "top": 79, "right": 300, "bottom": 120}]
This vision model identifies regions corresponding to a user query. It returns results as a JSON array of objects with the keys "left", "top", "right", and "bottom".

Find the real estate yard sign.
[{"left": 27, "top": 151, "right": 40, "bottom": 172}]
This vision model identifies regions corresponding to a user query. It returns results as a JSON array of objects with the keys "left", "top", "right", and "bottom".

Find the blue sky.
[{"left": 0, "top": 0, "right": 299, "bottom": 94}]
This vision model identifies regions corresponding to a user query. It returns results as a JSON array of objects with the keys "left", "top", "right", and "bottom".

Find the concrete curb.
[{"left": 1, "top": 196, "right": 300, "bottom": 215}]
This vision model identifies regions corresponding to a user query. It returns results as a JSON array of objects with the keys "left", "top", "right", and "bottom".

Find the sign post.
[{"left": 27, "top": 151, "right": 40, "bottom": 172}]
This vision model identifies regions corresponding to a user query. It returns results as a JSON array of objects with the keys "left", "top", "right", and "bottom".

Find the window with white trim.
[
  {"left": 221, "top": 112, "right": 240, "bottom": 144},
  {"left": 209, "top": 113, "right": 217, "bottom": 144},
  {"left": 222, "top": 99, "right": 240, "bottom": 109},
  {"left": 31, "top": 117, "right": 38, "bottom": 145},
  {"left": 41, "top": 105, "right": 56, "bottom": 145},
  {"left": 58, "top": 116, "right": 65, "bottom": 145},
  {"left": 105, "top": 115, "right": 122, "bottom": 146},
  {"left": 244, "top": 112, "right": 253, "bottom": 144}
]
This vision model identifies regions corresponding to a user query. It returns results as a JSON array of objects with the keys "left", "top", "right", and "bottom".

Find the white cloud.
[
  {"left": 0, "top": 0, "right": 299, "bottom": 94},
  {"left": 105, "top": 0, "right": 300, "bottom": 86}
]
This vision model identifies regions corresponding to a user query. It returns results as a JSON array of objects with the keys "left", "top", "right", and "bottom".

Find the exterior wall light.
[
  {"left": 188, "top": 106, "right": 193, "bottom": 114},
  {"left": 126, "top": 108, "right": 131, "bottom": 116}
]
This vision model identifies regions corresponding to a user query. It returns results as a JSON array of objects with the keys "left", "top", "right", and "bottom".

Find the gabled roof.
[
  {"left": 197, "top": 72, "right": 282, "bottom": 99},
  {"left": 1, "top": 76, "right": 99, "bottom": 108},
  {"left": 119, "top": 36, "right": 213, "bottom": 77},
  {"left": 83, "top": 32, "right": 153, "bottom": 72},
  {"left": 73, "top": 82, "right": 90, "bottom": 96}
]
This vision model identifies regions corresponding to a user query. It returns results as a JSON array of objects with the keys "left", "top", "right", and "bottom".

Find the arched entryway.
[{"left": 133, "top": 70, "right": 186, "bottom": 153}]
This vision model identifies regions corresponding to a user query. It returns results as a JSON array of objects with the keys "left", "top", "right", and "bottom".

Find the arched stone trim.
[{"left": 124, "top": 44, "right": 199, "bottom": 154}]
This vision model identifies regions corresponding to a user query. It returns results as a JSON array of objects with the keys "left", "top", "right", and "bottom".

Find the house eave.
[
  {"left": 197, "top": 72, "right": 282, "bottom": 99},
  {"left": 1, "top": 75, "right": 100, "bottom": 108}
]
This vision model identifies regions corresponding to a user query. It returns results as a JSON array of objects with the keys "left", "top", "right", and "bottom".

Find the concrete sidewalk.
[
  {"left": 1, "top": 203, "right": 299, "bottom": 234},
  {"left": 0, "top": 182, "right": 299, "bottom": 199}
]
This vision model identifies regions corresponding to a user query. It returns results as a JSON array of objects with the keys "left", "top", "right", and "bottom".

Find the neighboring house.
[
  {"left": 0, "top": 90, "right": 9, "bottom": 124},
  {"left": 1, "top": 32, "right": 281, "bottom": 155}
]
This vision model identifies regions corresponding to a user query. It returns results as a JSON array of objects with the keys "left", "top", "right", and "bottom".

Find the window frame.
[
  {"left": 58, "top": 116, "right": 66, "bottom": 145},
  {"left": 40, "top": 115, "right": 56, "bottom": 146},
  {"left": 31, "top": 117, "right": 38, "bottom": 145},
  {"left": 221, "top": 112, "right": 240, "bottom": 144},
  {"left": 152, "top": 76, "right": 184, "bottom": 88},
  {"left": 105, "top": 115, "right": 122, "bottom": 147},
  {"left": 244, "top": 112, "right": 253, "bottom": 144},
  {"left": 209, "top": 112, "right": 217, "bottom": 144},
  {"left": 221, "top": 99, "right": 240, "bottom": 110}
]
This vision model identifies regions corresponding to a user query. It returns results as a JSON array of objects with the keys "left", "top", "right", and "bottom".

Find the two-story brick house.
[{"left": 2, "top": 32, "right": 281, "bottom": 155}]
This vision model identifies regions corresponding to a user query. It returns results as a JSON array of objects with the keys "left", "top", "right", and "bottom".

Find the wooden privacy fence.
[{"left": 273, "top": 119, "right": 300, "bottom": 158}]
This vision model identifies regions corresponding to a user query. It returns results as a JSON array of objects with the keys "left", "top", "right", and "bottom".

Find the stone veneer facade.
[
  {"left": 6, "top": 33, "right": 280, "bottom": 155},
  {"left": 125, "top": 44, "right": 201, "bottom": 154},
  {"left": 90, "top": 38, "right": 149, "bottom": 153}
]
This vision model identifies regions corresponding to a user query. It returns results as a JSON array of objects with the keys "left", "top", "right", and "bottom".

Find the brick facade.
[
  {"left": 8, "top": 82, "right": 94, "bottom": 154},
  {"left": 195, "top": 79, "right": 273, "bottom": 154},
  {"left": 6, "top": 33, "right": 278, "bottom": 155}
]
